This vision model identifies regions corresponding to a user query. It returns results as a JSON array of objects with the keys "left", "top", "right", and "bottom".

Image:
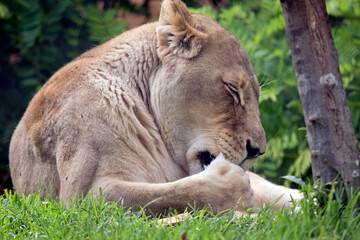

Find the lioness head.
[{"left": 151, "top": 0, "right": 266, "bottom": 174}]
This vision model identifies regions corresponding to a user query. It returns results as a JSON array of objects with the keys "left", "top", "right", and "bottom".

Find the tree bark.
[{"left": 280, "top": 0, "right": 360, "bottom": 191}]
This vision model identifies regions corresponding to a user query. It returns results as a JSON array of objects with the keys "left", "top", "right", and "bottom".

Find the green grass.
[{"left": 1, "top": 186, "right": 359, "bottom": 240}]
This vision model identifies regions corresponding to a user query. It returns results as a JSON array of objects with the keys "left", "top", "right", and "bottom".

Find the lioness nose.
[{"left": 246, "top": 139, "right": 263, "bottom": 159}]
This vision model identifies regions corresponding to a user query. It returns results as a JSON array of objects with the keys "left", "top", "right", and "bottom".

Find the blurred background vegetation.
[{"left": 0, "top": 0, "right": 359, "bottom": 193}]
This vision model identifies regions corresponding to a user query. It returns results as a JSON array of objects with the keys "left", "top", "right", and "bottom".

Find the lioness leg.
[
  {"left": 84, "top": 156, "right": 255, "bottom": 214},
  {"left": 247, "top": 171, "right": 303, "bottom": 209}
]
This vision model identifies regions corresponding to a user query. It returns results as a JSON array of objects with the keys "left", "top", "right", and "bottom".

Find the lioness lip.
[
  {"left": 243, "top": 152, "right": 265, "bottom": 161},
  {"left": 197, "top": 150, "right": 264, "bottom": 170},
  {"left": 241, "top": 151, "right": 265, "bottom": 163},
  {"left": 239, "top": 151, "right": 265, "bottom": 169}
]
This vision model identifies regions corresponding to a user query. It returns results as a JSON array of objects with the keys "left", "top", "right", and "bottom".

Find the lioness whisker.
[
  {"left": 258, "top": 65, "right": 268, "bottom": 86},
  {"left": 260, "top": 80, "right": 276, "bottom": 89}
]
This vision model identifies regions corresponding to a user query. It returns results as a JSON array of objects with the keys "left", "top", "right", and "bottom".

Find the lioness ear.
[{"left": 156, "top": 0, "right": 207, "bottom": 59}]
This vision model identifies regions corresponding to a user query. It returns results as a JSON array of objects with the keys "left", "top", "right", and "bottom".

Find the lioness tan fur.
[{"left": 9, "top": 0, "right": 301, "bottom": 214}]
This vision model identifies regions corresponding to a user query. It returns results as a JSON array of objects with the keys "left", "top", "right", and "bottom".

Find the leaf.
[
  {"left": 16, "top": 67, "right": 36, "bottom": 78},
  {"left": 20, "top": 78, "right": 41, "bottom": 87},
  {"left": 20, "top": 0, "right": 41, "bottom": 49},
  {"left": 46, "top": 0, "right": 71, "bottom": 25},
  {"left": 280, "top": 175, "right": 306, "bottom": 187},
  {"left": 103, "top": 9, "right": 116, "bottom": 22},
  {"left": 22, "top": 27, "right": 41, "bottom": 48},
  {"left": 0, "top": 2, "right": 11, "bottom": 19}
]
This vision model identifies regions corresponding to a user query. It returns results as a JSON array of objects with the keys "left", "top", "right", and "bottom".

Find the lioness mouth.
[{"left": 198, "top": 151, "right": 216, "bottom": 169}]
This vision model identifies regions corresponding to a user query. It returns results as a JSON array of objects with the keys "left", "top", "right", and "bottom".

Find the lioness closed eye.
[{"left": 9, "top": 0, "right": 302, "bottom": 214}]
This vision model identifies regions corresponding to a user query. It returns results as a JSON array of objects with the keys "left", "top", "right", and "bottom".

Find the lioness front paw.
[{"left": 199, "top": 153, "right": 254, "bottom": 211}]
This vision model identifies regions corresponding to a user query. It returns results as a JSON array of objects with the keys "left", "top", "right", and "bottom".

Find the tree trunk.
[{"left": 280, "top": 0, "right": 360, "bottom": 191}]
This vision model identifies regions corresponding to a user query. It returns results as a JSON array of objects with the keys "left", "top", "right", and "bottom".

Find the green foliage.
[
  {"left": 1, "top": 186, "right": 360, "bottom": 239},
  {"left": 191, "top": 0, "right": 360, "bottom": 185}
]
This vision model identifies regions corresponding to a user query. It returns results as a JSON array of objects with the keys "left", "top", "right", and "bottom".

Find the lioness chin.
[{"left": 9, "top": 0, "right": 301, "bottom": 214}]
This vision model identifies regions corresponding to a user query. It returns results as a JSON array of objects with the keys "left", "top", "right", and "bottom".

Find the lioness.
[{"left": 9, "top": 0, "right": 301, "bottom": 214}]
